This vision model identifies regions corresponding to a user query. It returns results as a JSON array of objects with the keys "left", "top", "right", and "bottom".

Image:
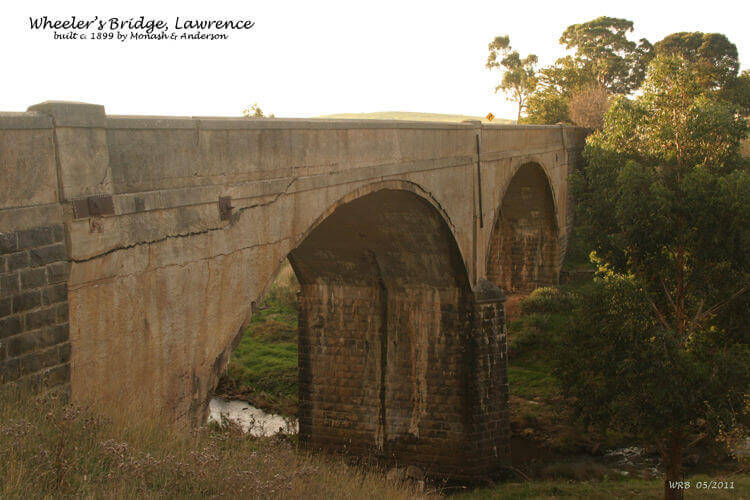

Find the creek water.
[{"left": 208, "top": 397, "right": 298, "bottom": 437}]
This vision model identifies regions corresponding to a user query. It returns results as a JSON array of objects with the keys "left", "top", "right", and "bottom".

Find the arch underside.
[
  {"left": 487, "top": 163, "right": 559, "bottom": 293},
  {"left": 288, "top": 188, "right": 504, "bottom": 477}
]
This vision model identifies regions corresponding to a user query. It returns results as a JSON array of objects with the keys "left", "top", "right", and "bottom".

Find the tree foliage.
[
  {"left": 564, "top": 51, "right": 749, "bottom": 499},
  {"left": 243, "top": 102, "right": 274, "bottom": 118},
  {"left": 524, "top": 87, "right": 569, "bottom": 124},
  {"left": 486, "top": 35, "right": 538, "bottom": 121},
  {"left": 559, "top": 16, "right": 653, "bottom": 95},
  {"left": 568, "top": 84, "right": 611, "bottom": 129},
  {"left": 655, "top": 32, "right": 739, "bottom": 90},
  {"left": 523, "top": 17, "right": 653, "bottom": 125}
]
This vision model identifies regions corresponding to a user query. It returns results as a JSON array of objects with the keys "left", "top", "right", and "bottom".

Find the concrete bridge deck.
[{"left": 0, "top": 101, "right": 586, "bottom": 479}]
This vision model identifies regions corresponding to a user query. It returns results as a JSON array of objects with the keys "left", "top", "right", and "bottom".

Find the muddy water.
[{"left": 208, "top": 398, "right": 298, "bottom": 436}]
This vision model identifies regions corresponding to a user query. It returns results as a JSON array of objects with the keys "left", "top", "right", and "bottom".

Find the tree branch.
[
  {"left": 696, "top": 285, "right": 749, "bottom": 324},
  {"left": 648, "top": 297, "right": 672, "bottom": 331}
]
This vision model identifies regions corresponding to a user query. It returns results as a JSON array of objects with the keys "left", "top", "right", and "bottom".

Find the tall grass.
[{"left": 0, "top": 384, "right": 423, "bottom": 498}]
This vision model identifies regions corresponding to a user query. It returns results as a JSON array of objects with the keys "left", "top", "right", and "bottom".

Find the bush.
[
  {"left": 519, "top": 287, "right": 574, "bottom": 315},
  {"left": 508, "top": 314, "right": 556, "bottom": 357}
]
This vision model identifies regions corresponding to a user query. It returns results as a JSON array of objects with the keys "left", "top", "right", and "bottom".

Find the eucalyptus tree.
[
  {"left": 486, "top": 35, "right": 538, "bottom": 122},
  {"left": 561, "top": 51, "right": 749, "bottom": 499}
]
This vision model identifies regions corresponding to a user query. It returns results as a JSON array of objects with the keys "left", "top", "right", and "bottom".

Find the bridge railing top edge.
[
  {"left": 105, "top": 116, "right": 482, "bottom": 131},
  {"left": 480, "top": 123, "right": 584, "bottom": 131},
  {"left": 0, "top": 111, "right": 54, "bottom": 130}
]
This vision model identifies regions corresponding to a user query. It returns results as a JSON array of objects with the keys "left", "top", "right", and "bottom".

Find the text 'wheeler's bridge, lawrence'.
[{"left": 0, "top": 102, "right": 585, "bottom": 479}]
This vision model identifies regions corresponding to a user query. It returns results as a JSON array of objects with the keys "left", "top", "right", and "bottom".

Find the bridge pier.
[{"left": 297, "top": 278, "right": 508, "bottom": 479}]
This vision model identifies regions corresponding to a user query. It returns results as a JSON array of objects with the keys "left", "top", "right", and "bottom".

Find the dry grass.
[{"left": 0, "top": 385, "right": 425, "bottom": 498}]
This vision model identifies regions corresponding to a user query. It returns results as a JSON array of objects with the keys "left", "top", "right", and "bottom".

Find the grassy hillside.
[{"left": 318, "top": 111, "right": 514, "bottom": 124}]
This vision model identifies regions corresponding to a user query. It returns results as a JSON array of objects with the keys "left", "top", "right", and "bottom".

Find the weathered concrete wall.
[
  {"left": 0, "top": 101, "right": 584, "bottom": 479},
  {"left": 0, "top": 112, "right": 71, "bottom": 392}
]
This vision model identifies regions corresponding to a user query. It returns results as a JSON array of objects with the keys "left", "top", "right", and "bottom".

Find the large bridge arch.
[
  {"left": 209, "top": 183, "right": 506, "bottom": 478},
  {"left": 255, "top": 179, "right": 465, "bottom": 309},
  {"left": 286, "top": 188, "right": 475, "bottom": 472}
]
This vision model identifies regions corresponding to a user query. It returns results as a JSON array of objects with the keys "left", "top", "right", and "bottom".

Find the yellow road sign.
[{"left": 486, "top": 112, "right": 495, "bottom": 122}]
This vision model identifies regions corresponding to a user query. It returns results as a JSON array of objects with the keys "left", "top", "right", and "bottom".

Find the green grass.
[
  {"left": 217, "top": 263, "right": 300, "bottom": 414},
  {"left": 226, "top": 338, "right": 297, "bottom": 395},
  {"left": 506, "top": 287, "right": 575, "bottom": 403},
  {"left": 508, "top": 362, "right": 558, "bottom": 401}
]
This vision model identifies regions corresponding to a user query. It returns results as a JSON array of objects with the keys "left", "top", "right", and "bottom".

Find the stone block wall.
[
  {"left": 0, "top": 224, "right": 71, "bottom": 392},
  {"left": 486, "top": 163, "right": 559, "bottom": 293},
  {"left": 382, "top": 288, "right": 474, "bottom": 477},
  {"left": 298, "top": 280, "right": 509, "bottom": 480},
  {"left": 298, "top": 284, "right": 383, "bottom": 456},
  {"left": 463, "top": 283, "right": 510, "bottom": 477}
]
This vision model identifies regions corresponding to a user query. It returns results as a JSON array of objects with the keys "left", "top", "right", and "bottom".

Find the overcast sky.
[{"left": 3, "top": 0, "right": 748, "bottom": 120}]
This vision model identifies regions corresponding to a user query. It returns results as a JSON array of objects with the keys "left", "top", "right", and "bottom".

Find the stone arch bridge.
[{"left": 0, "top": 102, "right": 585, "bottom": 479}]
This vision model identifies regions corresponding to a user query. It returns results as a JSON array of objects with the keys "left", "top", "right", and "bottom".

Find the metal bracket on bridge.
[
  {"left": 219, "top": 196, "right": 233, "bottom": 221},
  {"left": 72, "top": 195, "right": 115, "bottom": 219}
]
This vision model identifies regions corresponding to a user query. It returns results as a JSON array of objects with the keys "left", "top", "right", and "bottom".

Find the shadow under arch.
[
  {"left": 486, "top": 162, "right": 559, "bottom": 293},
  {"left": 249, "top": 180, "right": 469, "bottom": 320},
  {"left": 289, "top": 188, "right": 474, "bottom": 472}
]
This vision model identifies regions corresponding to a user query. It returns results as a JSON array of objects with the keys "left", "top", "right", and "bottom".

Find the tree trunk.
[{"left": 663, "top": 435, "right": 684, "bottom": 500}]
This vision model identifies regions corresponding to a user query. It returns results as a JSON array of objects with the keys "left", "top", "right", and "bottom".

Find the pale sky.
[{"left": 3, "top": 0, "right": 748, "bottom": 121}]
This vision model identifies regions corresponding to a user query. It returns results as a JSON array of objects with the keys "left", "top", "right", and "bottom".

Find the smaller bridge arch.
[{"left": 486, "top": 161, "right": 560, "bottom": 293}]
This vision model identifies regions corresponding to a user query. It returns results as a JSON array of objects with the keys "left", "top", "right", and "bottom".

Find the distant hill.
[{"left": 318, "top": 111, "right": 514, "bottom": 124}]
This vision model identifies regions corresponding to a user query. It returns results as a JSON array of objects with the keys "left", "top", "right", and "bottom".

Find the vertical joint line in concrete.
[
  {"left": 370, "top": 251, "right": 388, "bottom": 454},
  {"left": 559, "top": 124, "right": 568, "bottom": 151},
  {"left": 44, "top": 113, "right": 66, "bottom": 204},
  {"left": 475, "top": 133, "right": 484, "bottom": 229}
]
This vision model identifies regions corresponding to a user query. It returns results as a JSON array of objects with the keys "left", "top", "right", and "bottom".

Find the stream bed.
[{"left": 208, "top": 398, "right": 298, "bottom": 437}]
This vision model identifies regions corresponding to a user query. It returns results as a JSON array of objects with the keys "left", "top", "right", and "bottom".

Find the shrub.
[{"left": 519, "top": 287, "right": 574, "bottom": 315}]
